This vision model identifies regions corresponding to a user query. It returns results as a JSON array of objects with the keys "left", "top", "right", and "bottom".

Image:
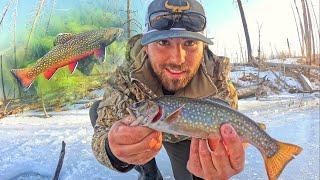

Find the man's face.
[{"left": 145, "top": 38, "right": 204, "bottom": 92}]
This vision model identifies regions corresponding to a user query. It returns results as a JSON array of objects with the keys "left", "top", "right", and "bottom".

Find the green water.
[{"left": 0, "top": 0, "right": 147, "bottom": 106}]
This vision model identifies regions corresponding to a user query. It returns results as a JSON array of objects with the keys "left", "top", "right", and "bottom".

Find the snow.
[{"left": 1, "top": 93, "right": 319, "bottom": 180}]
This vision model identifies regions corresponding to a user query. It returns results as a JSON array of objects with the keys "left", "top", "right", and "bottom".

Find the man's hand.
[
  {"left": 108, "top": 115, "right": 162, "bottom": 165},
  {"left": 187, "top": 124, "right": 245, "bottom": 179}
]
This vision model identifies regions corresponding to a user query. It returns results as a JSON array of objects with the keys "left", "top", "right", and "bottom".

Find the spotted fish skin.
[
  {"left": 11, "top": 28, "right": 123, "bottom": 90},
  {"left": 128, "top": 96, "right": 302, "bottom": 180}
]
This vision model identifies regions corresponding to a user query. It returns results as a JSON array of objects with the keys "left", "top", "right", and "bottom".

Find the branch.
[{"left": 53, "top": 141, "right": 66, "bottom": 180}]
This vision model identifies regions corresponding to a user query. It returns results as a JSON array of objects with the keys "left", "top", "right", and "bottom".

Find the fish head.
[
  {"left": 128, "top": 99, "right": 163, "bottom": 126},
  {"left": 101, "top": 28, "right": 124, "bottom": 45}
]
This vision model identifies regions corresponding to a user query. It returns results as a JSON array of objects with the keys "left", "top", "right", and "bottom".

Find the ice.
[{"left": 0, "top": 94, "right": 319, "bottom": 180}]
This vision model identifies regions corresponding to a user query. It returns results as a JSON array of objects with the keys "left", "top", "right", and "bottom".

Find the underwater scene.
[{"left": 0, "top": 0, "right": 148, "bottom": 109}]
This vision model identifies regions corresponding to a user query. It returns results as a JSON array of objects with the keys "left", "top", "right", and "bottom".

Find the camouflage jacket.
[{"left": 91, "top": 34, "right": 238, "bottom": 172}]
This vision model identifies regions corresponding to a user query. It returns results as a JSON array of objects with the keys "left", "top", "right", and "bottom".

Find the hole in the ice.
[{"left": 9, "top": 171, "right": 51, "bottom": 180}]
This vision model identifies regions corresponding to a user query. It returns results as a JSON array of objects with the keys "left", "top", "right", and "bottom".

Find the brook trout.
[
  {"left": 127, "top": 96, "right": 302, "bottom": 180},
  {"left": 11, "top": 28, "right": 123, "bottom": 90}
]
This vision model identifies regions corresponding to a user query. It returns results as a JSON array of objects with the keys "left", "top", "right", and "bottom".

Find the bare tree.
[
  {"left": 257, "top": 22, "right": 263, "bottom": 61},
  {"left": 127, "top": 0, "right": 132, "bottom": 39},
  {"left": 238, "top": 33, "right": 245, "bottom": 64},
  {"left": 310, "top": 1, "right": 319, "bottom": 61},
  {"left": 45, "top": 0, "right": 56, "bottom": 34},
  {"left": 0, "top": 55, "right": 7, "bottom": 104},
  {"left": 291, "top": 3, "right": 305, "bottom": 57},
  {"left": 0, "top": 0, "right": 14, "bottom": 28},
  {"left": 12, "top": 9, "right": 19, "bottom": 98},
  {"left": 236, "top": 0, "right": 253, "bottom": 63},
  {"left": 25, "top": 0, "right": 46, "bottom": 56},
  {"left": 300, "top": 0, "right": 312, "bottom": 66},
  {"left": 287, "top": 38, "right": 292, "bottom": 57},
  {"left": 305, "top": 0, "right": 316, "bottom": 64}
]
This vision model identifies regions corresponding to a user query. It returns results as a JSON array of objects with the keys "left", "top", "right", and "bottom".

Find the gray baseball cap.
[{"left": 141, "top": 0, "right": 213, "bottom": 45}]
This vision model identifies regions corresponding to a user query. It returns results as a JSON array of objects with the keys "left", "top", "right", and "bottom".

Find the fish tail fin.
[
  {"left": 264, "top": 140, "right": 302, "bottom": 180},
  {"left": 10, "top": 68, "right": 35, "bottom": 90}
]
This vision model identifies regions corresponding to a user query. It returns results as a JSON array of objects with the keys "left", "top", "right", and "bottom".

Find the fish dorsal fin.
[
  {"left": 202, "top": 97, "right": 230, "bottom": 107},
  {"left": 93, "top": 46, "right": 106, "bottom": 62},
  {"left": 44, "top": 68, "right": 58, "bottom": 80},
  {"left": 257, "top": 122, "right": 267, "bottom": 131},
  {"left": 165, "top": 104, "right": 185, "bottom": 124},
  {"left": 54, "top": 33, "right": 73, "bottom": 46},
  {"left": 68, "top": 62, "right": 78, "bottom": 74}
]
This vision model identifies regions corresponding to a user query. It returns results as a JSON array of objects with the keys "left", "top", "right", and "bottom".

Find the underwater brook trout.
[
  {"left": 11, "top": 28, "right": 123, "bottom": 90},
  {"left": 127, "top": 96, "right": 302, "bottom": 180}
]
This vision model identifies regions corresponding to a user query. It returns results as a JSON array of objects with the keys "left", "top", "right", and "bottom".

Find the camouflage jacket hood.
[{"left": 126, "top": 34, "right": 231, "bottom": 99}]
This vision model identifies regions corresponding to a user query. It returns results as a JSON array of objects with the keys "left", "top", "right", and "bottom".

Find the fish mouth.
[{"left": 151, "top": 106, "right": 164, "bottom": 123}]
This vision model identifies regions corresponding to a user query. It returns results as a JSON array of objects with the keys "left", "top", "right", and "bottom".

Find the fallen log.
[
  {"left": 237, "top": 85, "right": 259, "bottom": 99},
  {"left": 289, "top": 88, "right": 320, "bottom": 94},
  {"left": 297, "top": 74, "right": 314, "bottom": 91},
  {"left": 265, "top": 62, "right": 320, "bottom": 71}
]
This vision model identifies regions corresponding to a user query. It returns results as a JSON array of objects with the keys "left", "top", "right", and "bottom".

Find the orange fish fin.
[
  {"left": 44, "top": 68, "right": 58, "bottom": 80},
  {"left": 10, "top": 68, "right": 35, "bottom": 90},
  {"left": 93, "top": 46, "right": 105, "bottom": 62},
  {"left": 166, "top": 104, "right": 185, "bottom": 124},
  {"left": 68, "top": 62, "right": 78, "bottom": 74},
  {"left": 263, "top": 140, "right": 302, "bottom": 180}
]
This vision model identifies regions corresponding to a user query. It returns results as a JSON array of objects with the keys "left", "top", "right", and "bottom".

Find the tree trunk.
[
  {"left": 53, "top": 141, "right": 66, "bottom": 180},
  {"left": 257, "top": 23, "right": 262, "bottom": 60},
  {"left": 291, "top": 4, "right": 304, "bottom": 58},
  {"left": 301, "top": 0, "right": 312, "bottom": 68},
  {"left": 305, "top": 0, "right": 316, "bottom": 64},
  {"left": 25, "top": 0, "right": 46, "bottom": 57},
  {"left": 0, "top": 0, "right": 12, "bottom": 27},
  {"left": 237, "top": 33, "right": 245, "bottom": 64},
  {"left": 127, "top": 0, "right": 131, "bottom": 39},
  {"left": 310, "top": 1, "right": 319, "bottom": 62},
  {"left": 236, "top": 0, "right": 253, "bottom": 63},
  {"left": 45, "top": 0, "right": 56, "bottom": 34},
  {"left": 287, "top": 38, "right": 292, "bottom": 57},
  {"left": 294, "top": 0, "right": 306, "bottom": 58},
  {"left": 0, "top": 55, "right": 7, "bottom": 104}
]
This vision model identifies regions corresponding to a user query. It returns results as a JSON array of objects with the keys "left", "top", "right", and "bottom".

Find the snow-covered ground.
[{"left": 0, "top": 93, "right": 319, "bottom": 180}]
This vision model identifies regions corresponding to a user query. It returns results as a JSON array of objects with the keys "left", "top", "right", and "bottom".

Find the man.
[{"left": 90, "top": 0, "right": 244, "bottom": 179}]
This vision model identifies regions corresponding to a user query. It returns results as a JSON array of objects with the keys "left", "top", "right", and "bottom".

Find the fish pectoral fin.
[
  {"left": 68, "top": 62, "right": 78, "bottom": 74},
  {"left": 93, "top": 46, "right": 106, "bottom": 62},
  {"left": 44, "top": 68, "right": 58, "bottom": 80},
  {"left": 166, "top": 104, "right": 185, "bottom": 124},
  {"left": 54, "top": 33, "right": 73, "bottom": 46}
]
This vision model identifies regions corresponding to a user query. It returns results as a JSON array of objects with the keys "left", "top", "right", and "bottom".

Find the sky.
[
  {"left": 0, "top": 0, "right": 319, "bottom": 61},
  {"left": 130, "top": 0, "right": 320, "bottom": 61},
  {"left": 202, "top": 0, "right": 320, "bottom": 60}
]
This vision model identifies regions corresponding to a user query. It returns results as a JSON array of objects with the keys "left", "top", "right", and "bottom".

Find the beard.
[{"left": 151, "top": 62, "right": 201, "bottom": 92}]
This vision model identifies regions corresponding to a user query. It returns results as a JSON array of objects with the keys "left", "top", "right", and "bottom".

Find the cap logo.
[{"left": 165, "top": 0, "right": 190, "bottom": 13}]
